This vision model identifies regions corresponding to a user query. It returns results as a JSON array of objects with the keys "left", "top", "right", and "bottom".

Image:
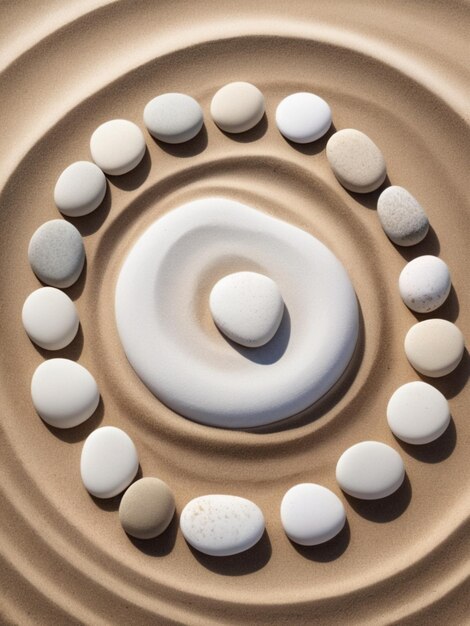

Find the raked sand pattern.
[{"left": 0, "top": 1, "right": 469, "bottom": 624}]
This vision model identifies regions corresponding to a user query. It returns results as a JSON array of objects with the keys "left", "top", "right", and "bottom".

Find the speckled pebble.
[
  {"left": 377, "top": 186, "right": 429, "bottom": 246},
  {"left": 326, "top": 129, "right": 387, "bottom": 193},
  {"left": 280, "top": 483, "right": 346, "bottom": 546},
  {"left": 399, "top": 255, "right": 451, "bottom": 313},
  {"left": 387, "top": 381, "right": 450, "bottom": 444},
  {"left": 54, "top": 161, "right": 107, "bottom": 217},
  {"left": 22, "top": 287, "right": 79, "bottom": 350},
  {"left": 31, "top": 358, "right": 99, "bottom": 429},
  {"left": 180, "top": 494, "right": 265, "bottom": 556},
  {"left": 210, "top": 82, "right": 265, "bottom": 133},
  {"left": 119, "top": 477, "right": 175, "bottom": 539},
  {"left": 336, "top": 441, "right": 405, "bottom": 499},
  {"left": 209, "top": 271, "right": 284, "bottom": 347},
  {"left": 404, "top": 319, "right": 465, "bottom": 377},
  {"left": 28, "top": 219, "right": 85, "bottom": 288},
  {"left": 143, "top": 93, "right": 203, "bottom": 143}
]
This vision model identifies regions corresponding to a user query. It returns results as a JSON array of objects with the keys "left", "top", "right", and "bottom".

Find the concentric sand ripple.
[{"left": 0, "top": 1, "right": 469, "bottom": 624}]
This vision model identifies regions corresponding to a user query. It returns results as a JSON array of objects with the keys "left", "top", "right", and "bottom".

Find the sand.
[{"left": 0, "top": 1, "right": 469, "bottom": 624}]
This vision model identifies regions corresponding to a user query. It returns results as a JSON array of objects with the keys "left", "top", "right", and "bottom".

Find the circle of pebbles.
[{"left": 23, "top": 84, "right": 465, "bottom": 556}]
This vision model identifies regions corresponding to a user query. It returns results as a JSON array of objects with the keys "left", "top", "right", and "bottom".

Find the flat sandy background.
[{"left": 0, "top": 1, "right": 469, "bottom": 624}]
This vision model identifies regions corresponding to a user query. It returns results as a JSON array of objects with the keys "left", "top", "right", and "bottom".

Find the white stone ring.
[{"left": 115, "top": 197, "right": 359, "bottom": 428}]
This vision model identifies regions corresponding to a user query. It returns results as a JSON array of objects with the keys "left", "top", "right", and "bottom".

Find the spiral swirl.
[{"left": 0, "top": 1, "right": 468, "bottom": 624}]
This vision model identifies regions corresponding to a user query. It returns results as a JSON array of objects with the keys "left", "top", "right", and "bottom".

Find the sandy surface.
[{"left": 0, "top": 1, "right": 469, "bottom": 624}]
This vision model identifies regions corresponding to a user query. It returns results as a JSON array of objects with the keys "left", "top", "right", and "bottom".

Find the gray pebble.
[
  {"left": 143, "top": 93, "right": 203, "bottom": 144},
  {"left": 28, "top": 220, "right": 85, "bottom": 288},
  {"left": 377, "top": 186, "right": 429, "bottom": 246}
]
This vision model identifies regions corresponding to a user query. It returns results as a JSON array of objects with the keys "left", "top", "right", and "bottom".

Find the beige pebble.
[
  {"left": 326, "top": 129, "right": 387, "bottom": 193},
  {"left": 119, "top": 477, "right": 175, "bottom": 539},
  {"left": 404, "top": 319, "right": 465, "bottom": 377},
  {"left": 210, "top": 81, "right": 264, "bottom": 133}
]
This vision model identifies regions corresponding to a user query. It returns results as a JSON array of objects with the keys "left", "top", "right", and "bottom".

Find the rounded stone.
[
  {"left": 280, "top": 483, "right": 346, "bottom": 546},
  {"left": 22, "top": 287, "right": 79, "bottom": 350},
  {"left": 209, "top": 271, "right": 284, "bottom": 348},
  {"left": 399, "top": 255, "right": 451, "bottom": 313},
  {"left": 119, "top": 477, "right": 175, "bottom": 539},
  {"left": 80, "top": 426, "right": 139, "bottom": 499},
  {"left": 404, "top": 319, "right": 465, "bottom": 377},
  {"left": 180, "top": 494, "right": 265, "bottom": 557},
  {"left": 90, "top": 119, "right": 146, "bottom": 175},
  {"left": 326, "top": 129, "right": 387, "bottom": 193},
  {"left": 377, "top": 186, "right": 429, "bottom": 246},
  {"left": 143, "top": 93, "right": 203, "bottom": 144},
  {"left": 210, "top": 82, "right": 265, "bottom": 133},
  {"left": 275, "top": 92, "right": 332, "bottom": 144},
  {"left": 31, "top": 358, "right": 99, "bottom": 429},
  {"left": 28, "top": 219, "right": 85, "bottom": 288},
  {"left": 54, "top": 161, "right": 107, "bottom": 217},
  {"left": 387, "top": 381, "right": 450, "bottom": 444},
  {"left": 336, "top": 441, "right": 405, "bottom": 499}
]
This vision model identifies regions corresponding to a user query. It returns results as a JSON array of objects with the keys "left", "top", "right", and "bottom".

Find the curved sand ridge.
[
  {"left": 0, "top": 1, "right": 469, "bottom": 624},
  {"left": 115, "top": 197, "right": 359, "bottom": 428}
]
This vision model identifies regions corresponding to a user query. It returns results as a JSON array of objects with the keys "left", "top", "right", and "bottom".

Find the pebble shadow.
[
  {"left": 151, "top": 124, "right": 208, "bottom": 157},
  {"left": 347, "top": 174, "right": 391, "bottom": 210},
  {"left": 33, "top": 324, "right": 84, "bottom": 361},
  {"left": 249, "top": 299, "right": 365, "bottom": 433},
  {"left": 282, "top": 122, "right": 336, "bottom": 156},
  {"left": 107, "top": 147, "right": 151, "bottom": 191},
  {"left": 62, "top": 257, "right": 87, "bottom": 300},
  {"left": 393, "top": 224, "right": 441, "bottom": 261},
  {"left": 35, "top": 258, "right": 88, "bottom": 300},
  {"left": 219, "top": 113, "right": 268, "bottom": 143},
  {"left": 90, "top": 465, "right": 143, "bottom": 512},
  {"left": 394, "top": 418, "right": 456, "bottom": 463},
  {"left": 226, "top": 306, "right": 291, "bottom": 365},
  {"left": 187, "top": 530, "right": 272, "bottom": 575},
  {"left": 44, "top": 396, "right": 104, "bottom": 443},
  {"left": 291, "top": 519, "right": 350, "bottom": 562},
  {"left": 63, "top": 185, "right": 112, "bottom": 236},
  {"left": 344, "top": 473, "right": 412, "bottom": 523},
  {"left": 417, "top": 349, "right": 469, "bottom": 399},
  {"left": 128, "top": 512, "right": 179, "bottom": 557},
  {"left": 410, "top": 284, "right": 459, "bottom": 324}
]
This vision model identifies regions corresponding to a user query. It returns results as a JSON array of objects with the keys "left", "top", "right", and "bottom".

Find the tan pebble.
[
  {"left": 119, "top": 477, "right": 175, "bottom": 539},
  {"left": 404, "top": 319, "right": 465, "bottom": 377},
  {"left": 210, "top": 81, "right": 264, "bottom": 133},
  {"left": 326, "top": 128, "right": 386, "bottom": 193}
]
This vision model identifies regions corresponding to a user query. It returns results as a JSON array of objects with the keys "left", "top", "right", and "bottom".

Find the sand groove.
[{"left": 0, "top": 1, "right": 468, "bottom": 624}]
